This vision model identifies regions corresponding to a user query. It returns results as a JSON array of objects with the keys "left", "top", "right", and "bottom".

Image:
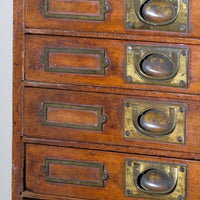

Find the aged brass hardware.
[
  {"left": 139, "top": 169, "right": 174, "bottom": 193},
  {"left": 124, "top": 100, "right": 186, "bottom": 144},
  {"left": 126, "top": 0, "right": 189, "bottom": 33},
  {"left": 39, "top": 102, "right": 107, "bottom": 131},
  {"left": 133, "top": 108, "right": 176, "bottom": 137},
  {"left": 126, "top": 44, "right": 189, "bottom": 88},
  {"left": 41, "top": 158, "right": 109, "bottom": 187},
  {"left": 40, "top": 48, "right": 110, "bottom": 75},
  {"left": 125, "top": 159, "right": 187, "bottom": 199},
  {"left": 140, "top": 54, "right": 175, "bottom": 78},
  {"left": 40, "top": 0, "right": 110, "bottom": 21}
]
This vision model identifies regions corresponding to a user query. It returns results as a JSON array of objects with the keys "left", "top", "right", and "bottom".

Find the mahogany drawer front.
[
  {"left": 23, "top": 87, "right": 200, "bottom": 154},
  {"left": 25, "top": 35, "right": 200, "bottom": 95},
  {"left": 25, "top": 0, "right": 200, "bottom": 38},
  {"left": 25, "top": 143, "right": 200, "bottom": 200}
]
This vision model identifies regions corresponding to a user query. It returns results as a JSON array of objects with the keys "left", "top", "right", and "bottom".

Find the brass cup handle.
[
  {"left": 132, "top": 106, "right": 177, "bottom": 137},
  {"left": 133, "top": 164, "right": 178, "bottom": 195},
  {"left": 135, "top": 51, "right": 179, "bottom": 81},
  {"left": 134, "top": 0, "right": 179, "bottom": 26}
]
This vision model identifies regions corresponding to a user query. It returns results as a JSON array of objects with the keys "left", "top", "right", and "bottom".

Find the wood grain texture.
[
  {"left": 12, "top": 0, "right": 24, "bottom": 199},
  {"left": 22, "top": 136, "right": 200, "bottom": 161},
  {"left": 47, "top": 107, "right": 98, "bottom": 126},
  {"left": 23, "top": 81, "right": 200, "bottom": 102},
  {"left": 25, "top": 144, "right": 200, "bottom": 200},
  {"left": 25, "top": 35, "right": 200, "bottom": 95},
  {"left": 24, "top": 0, "right": 200, "bottom": 39},
  {"left": 23, "top": 191, "right": 90, "bottom": 200},
  {"left": 48, "top": 0, "right": 100, "bottom": 16},
  {"left": 23, "top": 87, "right": 200, "bottom": 155},
  {"left": 23, "top": 28, "right": 200, "bottom": 46}
]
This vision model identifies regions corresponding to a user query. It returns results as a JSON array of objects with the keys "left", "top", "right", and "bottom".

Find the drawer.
[
  {"left": 25, "top": 35, "right": 200, "bottom": 95},
  {"left": 23, "top": 87, "right": 200, "bottom": 154},
  {"left": 25, "top": 143, "right": 200, "bottom": 200},
  {"left": 25, "top": 0, "right": 200, "bottom": 38}
]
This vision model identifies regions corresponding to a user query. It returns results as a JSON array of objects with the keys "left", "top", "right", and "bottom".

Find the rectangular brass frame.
[
  {"left": 41, "top": 48, "right": 108, "bottom": 75},
  {"left": 44, "top": 159, "right": 106, "bottom": 187},
  {"left": 39, "top": 102, "right": 106, "bottom": 131},
  {"left": 40, "top": 0, "right": 108, "bottom": 21},
  {"left": 124, "top": 99, "right": 186, "bottom": 144},
  {"left": 126, "top": 0, "right": 189, "bottom": 33},
  {"left": 126, "top": 44, "right": 189, "bottom": 88},
  {"left": 125, "top": 159, "right": 187, "bottom": 199}
]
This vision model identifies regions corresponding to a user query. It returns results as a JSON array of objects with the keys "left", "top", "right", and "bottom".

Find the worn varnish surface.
[
  {"left": 14, "top": 0, "right": 200, "bottom": 199},
  {"left": 23, "top": 87, "right": 200, "bottom": 154},
  {"left": 25, "top": 34, "right": 200, "bottom": 95},
  {"left": 12, "top": 0, "right": 24, "bottom": 199},
  {"left": 25, "top": 144, "right": 200, "bottom": 200},
  {"left": 25, "top": 0, "right": 200, "bottom": 39}
]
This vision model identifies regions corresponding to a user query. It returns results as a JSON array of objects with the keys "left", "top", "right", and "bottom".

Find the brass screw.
[
  {"left": 180, "top": 166, "right": 185, "bottom": 172},
  {"left": 127, "top": 22, "right": 132, "bottom": 29},
  {"left": 127, "top": 46, "right": 133, "bottom": 52},
  {"left": 179, "top": 107, "right": 184, "bottom": 113},
  {"left": 125, "top": 131, "right": 130, "bottom": 136},
  {"left": 103, "top": 4, "right": 110, "bottom": 13},
  {"left": 127, "top": 76, "right": 132, "bottom": 82},
  {"left": 126, "top": 103, "right": 130, "bottom": 108},
  {"left": 179, "top": 80, "right": 186, "bottom": 87},
  {"left": 177, "top": 136, "right": 183, "bottom": 143},
  {"left": 178, "top": 195, "right": 183, "bottom": 200},
  {"left": 127, "top": 161, "right": 132, "bottom": 167},
  {"left": 181, "top": 50, "right": 187, "bottom": 56},
  {"left": 180, "top": 25, "right": 186, "bottom": 31},
  {"left": 41, "top": 166, "right": 47, "bottom": 173},
  {"left": 101, "top": 115, "right": 107, "bottom": 123},
  {"left": 126, "top": 189, "right": 131, "bottom": 195}
]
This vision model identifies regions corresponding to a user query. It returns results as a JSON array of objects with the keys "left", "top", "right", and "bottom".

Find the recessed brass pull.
[
  {"left": 132, "top": 107, "right": 176, "bottom": 137},
  {"left": 126, "top": 0, "right": 189, "bottom": 33},
  {"left": 139, "top": 53, "right": 177, "bottom": 80},
  {"left": 138, "top": 0, "right": 178, "bottom": 26},
  {"left": 125, "top": 159, "right": 187, "bottom": 199},
  {"left": 134, "top": 167, "right": 177, "bottom": 195},
  {"left": 124, "top": 100, "right": 186, "bottom": 144},
  {"left": 126, "top": 45, "right": 189, "bottom": 88}
]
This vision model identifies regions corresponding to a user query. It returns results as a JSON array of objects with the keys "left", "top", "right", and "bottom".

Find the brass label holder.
[
  {"left": 39, "top": 102, "right": 107, "bottom": 131},
  {"left": 41, "top": 159, "right": 109, "bottom": 187},
  {"left": 126, "top": 44, "right": 189, "bottom": 88},
  {"left": 40, "top": 0, "right": 110, "bottom": 21},
  {"left": 126, "top": 0, "right": 189, "bottom": 33},
  {"left": 40, "top": 47, "right": 110, "bottom": 75},
  {"left": 124, "top": 100, "right": 186, "bottom": 144},
  {"left": 125, "top": 159, "right": 187, "bottom": 199}
]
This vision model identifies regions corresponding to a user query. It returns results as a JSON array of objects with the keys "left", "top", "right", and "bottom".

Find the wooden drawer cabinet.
[
  {"left": 23, "top": 87, "right": 200, "bottom": 154},
  {"left": 25, "top": 34, "right": 200, "bottom": 95},
  {"left": 24, "top": 144, "right": 200, "bottom": 200},
  {"left": 13, "top": 0, "right": 200, "bottom": 200},
  {"left": 25, "top": 0, "right": 200, "bottom": 39}
]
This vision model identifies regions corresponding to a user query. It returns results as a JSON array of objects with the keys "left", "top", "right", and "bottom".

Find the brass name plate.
[
  {"left": 126, "top": 44, "right": 189, "bottom": 88},
  {"left": 41, "top": 48, "right": 110, "bottom": 75},
  {"left": 40, "top": 0, "right": 110, "bottom": 21},
  {"left": 39, "top": 102, "right": 107, "bottom": 131},
  {"left": 125, "top": 159, "right": 187, "bottom": 199},
  {"left": 124, "top": 100, "right": 186, "bottom": 144},
  {"left": 126, "top": 0, "right": 189, "bottom": 33},
  {"left": 41, "top": 159, "right": 109, "bottom": 187}
]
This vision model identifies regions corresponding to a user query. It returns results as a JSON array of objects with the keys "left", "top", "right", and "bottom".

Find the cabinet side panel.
[{"left": 12, "top": 0, "right": 24, "bottom": 199}]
